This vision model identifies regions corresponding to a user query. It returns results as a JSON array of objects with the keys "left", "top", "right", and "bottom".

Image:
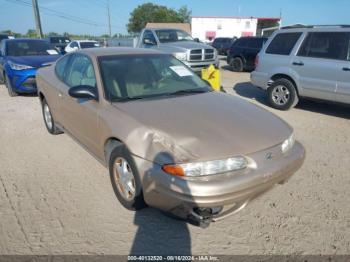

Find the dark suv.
[
  {"left": 212, "top": 37, "right": 236, "bottom": 55},
  {"left": 0, "top": 34, "right": 9, "bottom": 42},
  {"left": 227, "top": 37, "right": 268, "bottom": 72},
  {"left": 45, "top": 36, "right": 71, "bottom": 54}
]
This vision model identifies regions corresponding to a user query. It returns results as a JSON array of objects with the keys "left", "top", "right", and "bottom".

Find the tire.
[
  {"left": 230, "top": 57, "right": 244, "bottom": 72},
  {"left": 0, "top": 71, "right": 5, "bottom": 85},
  {"left": 5, "top": 74, "right": 18, "bottom": 97},
  {"left": 109, "top": 145, "right": 146, "bottom": 211},
  {"left": 41, "top": 98, "right": 63, "bottom": 135},
  {"left": 268, "top": 78, "right": 299, "bottom": 110}
]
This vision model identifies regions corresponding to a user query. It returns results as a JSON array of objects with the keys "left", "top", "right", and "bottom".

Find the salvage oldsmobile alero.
[{"left": 36, "top": 47, "right": 305, "bottom": 227}]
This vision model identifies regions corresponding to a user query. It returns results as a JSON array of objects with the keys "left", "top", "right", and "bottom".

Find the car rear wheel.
[
  {"left": 109, "top": 145, "right": 146, "bottom": 211},
  {"left": 230, "top": 57, "right": 244, "bottom": 72},
  {"left": 41, "top": 98, "right": 63, "bottom": 135},
  {"left": 268, "top": 78, "right": 299, "bottom": 110},
  {"left": 5, "top": 75, "right": 18, "bottom": 97}
]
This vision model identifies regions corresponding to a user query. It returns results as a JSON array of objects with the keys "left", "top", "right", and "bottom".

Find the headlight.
[
  {"left": 213, "top": 48, "right": 218, "bottom": 58},
  {"left": 281, "top": 133, "right": 295, "bottom": 153},
  {"left": 173, "top": 52, "right": 187, "bottom": 61},
  {"left": 8, "top": 61, "right": 34, "bottom": 70},
  {"left": 162, "top": 156, "right": 247, "bottom": 177}
]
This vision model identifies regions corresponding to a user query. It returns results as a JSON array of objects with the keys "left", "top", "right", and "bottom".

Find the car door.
[
  {"left": 48, "top": 54, "right": 72, "bottom": 125},
  {"left": 244, "top": 38, "right": 263, "bottom": 68},
  {"left": 58, "top": 53, "right": 101, "bottom": 156},
  {"left": 335, "top": 32, "right": 350, "bottom": 104},
  {"left": 230, "top": 38, "right": 246, "bottom": 58},
  {"left": 294, "top": 32, "right": 348, "bottom": 101}
]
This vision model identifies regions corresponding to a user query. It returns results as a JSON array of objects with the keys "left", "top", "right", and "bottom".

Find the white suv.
[{"left": 251, "top": 25, "right": 350, "bottom": 110}]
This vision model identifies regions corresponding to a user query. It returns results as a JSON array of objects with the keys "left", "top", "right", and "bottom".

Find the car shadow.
[
  {"left": 233, "top": 81, "right": 350, "bottom": 119},
  {"left": 296, "top": 100, "right": 350, "bottom": 119},
  {"left": 20, "top": 93, "right": 38, "bottom": 97},
  {"left": 233, "top": 81, "right": 268, "bottom": 105},
  {"left": 130, "top": 152, "right": 192, "bottom": 256}
]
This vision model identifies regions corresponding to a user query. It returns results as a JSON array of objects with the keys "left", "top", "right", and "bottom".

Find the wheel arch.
[
  {"left": 233, "top": 55, "right": 246, "bottom": 64},
  {"left": 104, "top": 137, "right": 125, "bottom": 166},
  {"left": 38, "top": 91, "right": 45, "bottom": 102},
  {"left": 270, "top": 73, "right": 299, "bottom": 95}
]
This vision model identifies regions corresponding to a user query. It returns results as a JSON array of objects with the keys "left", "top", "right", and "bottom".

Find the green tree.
[
  {"left": 1, "top": 30, "right": 22, "bottom": 38},
  {"left": 127, "top": 3, "right": 191, "bottom": 33},
  {"left": 178, "top": 6, "right": 191, "bottom": 23},
  {"left": 26, "top": 29, "right": 37, "bottom": 38},
  {"left": 47, "top": 32, "right": 59, "bottom": 37}
]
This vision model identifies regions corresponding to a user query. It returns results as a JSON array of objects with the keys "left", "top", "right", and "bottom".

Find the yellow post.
[{"left": 201, "top": 65, "right": 221, "bottom": 91}]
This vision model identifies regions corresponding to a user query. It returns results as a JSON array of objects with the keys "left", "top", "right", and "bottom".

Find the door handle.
[
  {"left": 292, "top": 62, "right": 304, "bottom": 66},
  {"left": 342, "top": 67, "right": 350, "bottom": 71}
]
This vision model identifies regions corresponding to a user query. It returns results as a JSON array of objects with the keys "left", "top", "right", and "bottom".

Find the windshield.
[
  {"left": 80, "top": 42, "right": 100, "bottom": 49},
  {"left": 155, "top": 29, "right": 193, "bottom": 43},
  {"left": 99, "top": 54, "right": 211, "bottom": 101},
  {"left": 6, "top": 40, "right": 56, "bottom": 56}
]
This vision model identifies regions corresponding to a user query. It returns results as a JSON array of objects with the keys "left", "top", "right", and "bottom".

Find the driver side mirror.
[
  {"left": 68, "top": 85, "right": 98, "bottom": 100},
  {"left": 143, "top": 38, "right": 156, "bottom": 45}
]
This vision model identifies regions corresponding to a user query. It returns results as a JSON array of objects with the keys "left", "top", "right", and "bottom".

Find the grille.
[
  {"left": 189, "top": 49, "right": 215, "bottom": 61},
  {"left": 205, "top": 49, "right": 214, "bottom": 60}
]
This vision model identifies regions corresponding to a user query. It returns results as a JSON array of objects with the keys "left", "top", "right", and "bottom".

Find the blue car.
[{"left": 0, "top": 38, "right": 61, "bottom": 96}]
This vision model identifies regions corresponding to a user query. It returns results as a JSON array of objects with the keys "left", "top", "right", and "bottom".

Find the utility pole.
[
  {"left": 107, "top": 0, "right": 112, "bottom": 37},
  {"left": 279, "top": 9, "right": 283, "bottom": 28},
  {"left": 32, "top": 0, "right": 43, "bottom": 38}
]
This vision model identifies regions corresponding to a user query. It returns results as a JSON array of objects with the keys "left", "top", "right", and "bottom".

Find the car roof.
[
  {"left": 276, "top": 26, "right": 350, "bottom": 34},
  {"left": 73, "top": 40, "right": 98, "bottom": 43},
  {"left": 3, "top": 38, "right": 47, "bottom": 42},
  {"left": 215, "top": 37, "right": 233, "bottom": 40},
  {"left": 147, "top": 28, "right": 186, "bottom": 31},
  {"left": 239, "top": 36, "right": 267, "bottom": 40},
  {"left": 77, "top": 47, "right": 164, "bottom": 58}
]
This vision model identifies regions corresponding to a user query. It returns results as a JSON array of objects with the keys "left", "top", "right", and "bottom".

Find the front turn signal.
[{"left": 162, "top": 164, "right": 185, "bottom": 177}]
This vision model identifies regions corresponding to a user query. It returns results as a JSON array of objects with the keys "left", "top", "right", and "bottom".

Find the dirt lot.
[{"left": 0, "top": 61, "right": 349, "bottom": 255}]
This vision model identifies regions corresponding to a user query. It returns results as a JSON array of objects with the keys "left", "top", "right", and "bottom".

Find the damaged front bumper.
[{"left": 135, "top": 141, "right": 305, "bottom": 227}]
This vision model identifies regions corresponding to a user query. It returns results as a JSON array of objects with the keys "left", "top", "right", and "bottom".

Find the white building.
[{"left": 191, "top": 16, "right": 281, "bottom": 42}]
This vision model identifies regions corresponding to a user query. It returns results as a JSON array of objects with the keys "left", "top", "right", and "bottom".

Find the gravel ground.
[{"left": 0, "top": 61, "right": 349, "bottom": 256}]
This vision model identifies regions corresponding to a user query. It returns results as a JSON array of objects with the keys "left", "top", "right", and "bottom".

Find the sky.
[{"left": 0, "top": 0, "right": 349, "bottom": 35}]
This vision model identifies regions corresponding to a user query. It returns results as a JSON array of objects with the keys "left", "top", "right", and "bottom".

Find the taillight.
[{"left": 254, "top": 55, "right": 259, "bottom": 68}]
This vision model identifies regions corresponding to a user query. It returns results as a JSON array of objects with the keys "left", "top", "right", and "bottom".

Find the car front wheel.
[
  {"left": 268, "top": 78, "right": 299, "bottom": 110},
  {"left": 5, "top": 75, "right": 18, "bottom": 97},
  {"left": 109, "top": 145, "right": 146, "bottom": 211},
  {"left": 0, "top": 71, "right": 5, "bottom": 85}
]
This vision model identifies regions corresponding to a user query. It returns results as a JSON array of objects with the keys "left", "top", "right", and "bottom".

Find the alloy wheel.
[
  {"left": 43, "top": 103, "right": 53, "bottom": 130},
  {"left": 113, "top": 157, "right": 136, "bottom": 201},
  {"left": 271, "top": 85, "right": 290, "bottom": 105}
]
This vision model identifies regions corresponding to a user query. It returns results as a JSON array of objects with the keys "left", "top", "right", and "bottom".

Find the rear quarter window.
[
  {"left": 297, "top": 32, "right": 350, "bottom": 60},
  {"left": 266, "top": 32, "right": 302, "bottom": 55}
]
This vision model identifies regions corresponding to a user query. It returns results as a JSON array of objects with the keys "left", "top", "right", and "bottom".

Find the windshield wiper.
[
  {"left": 165, "top": 89, "right": 209, "bottom": 96},
  {"left": 112, "top": 96, "right": 145, "bottom": 102}
]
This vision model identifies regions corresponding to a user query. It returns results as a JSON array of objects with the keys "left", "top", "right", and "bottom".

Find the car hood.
[
  {"left": 7, "top": 55, "right": 61, "bottom": 68},
  {"left": 158, "top": 41, "right": 214, "bottom": 53},
  {"left": 113, "top": 92, "right": 293, "bottom": 164}
]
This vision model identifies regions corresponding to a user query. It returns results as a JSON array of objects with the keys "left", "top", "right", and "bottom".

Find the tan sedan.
[{"left": 36, "top": 48, "right": 305, "bottom": 227}]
